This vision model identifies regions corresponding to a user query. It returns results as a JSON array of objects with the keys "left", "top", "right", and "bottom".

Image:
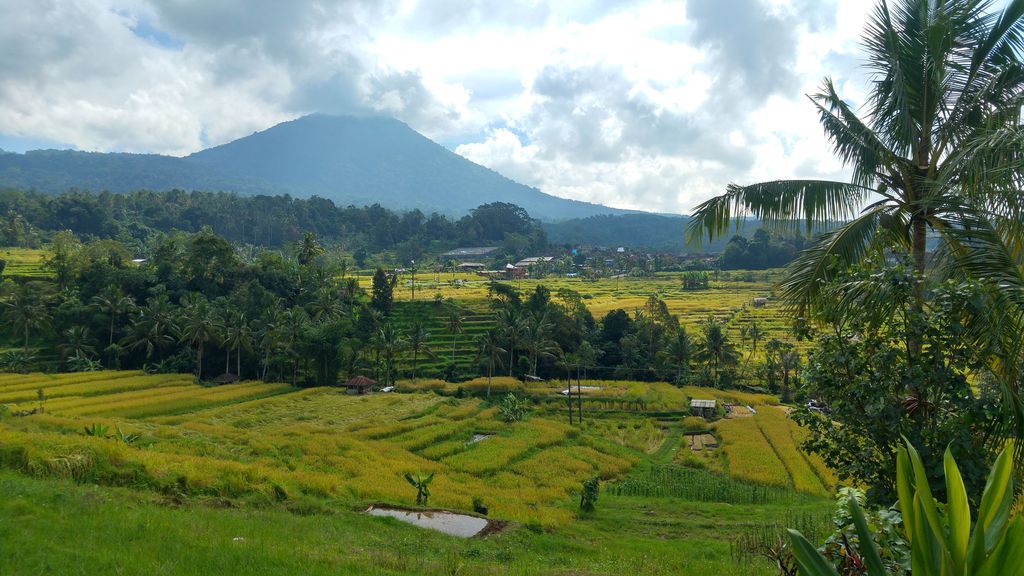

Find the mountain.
[
  {"left": 0, "top": 114, "right": 635, "bottom": 220},
  {"left": 543, "top": 213, "right": 763, "bottom": 253}
]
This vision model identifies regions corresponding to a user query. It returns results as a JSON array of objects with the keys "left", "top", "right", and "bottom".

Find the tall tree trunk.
[
  {"left": 236, "top": 346, "right": 241, "bottom": 379},
  {"left": 577, "top": 365, "right": 583, "bottom": 422},
  {"left": 508, "top": 340, "right": 515, "bottom": 377},
  {"left": 197, "top": 342, "right": 203, "bottom": 380}
]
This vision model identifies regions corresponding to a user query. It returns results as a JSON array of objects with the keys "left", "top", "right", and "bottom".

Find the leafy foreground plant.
[
  {"left": 404, "top": 472, "right": 434, "bottom": 506},
  {"left": 82, "top": 423, "right": 110, "bottom": 437},
  {"left": 788, "top": 440, "right": 1024, "bottom": 575},
  {"left": 579, "top": 476, "right": 599, "bottom": 513}
]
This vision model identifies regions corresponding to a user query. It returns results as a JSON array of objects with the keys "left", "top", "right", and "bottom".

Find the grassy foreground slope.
[
  {"left": 0, "top": 371, "right": 833, "bottom": 575},
  {"left": 1, "top": 472, "right": 828, "bottom": 575}
]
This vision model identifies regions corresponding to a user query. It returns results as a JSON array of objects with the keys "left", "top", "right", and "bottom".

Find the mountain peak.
[{"left": 0, "top": 115, "right": 632, "bottom": 220}]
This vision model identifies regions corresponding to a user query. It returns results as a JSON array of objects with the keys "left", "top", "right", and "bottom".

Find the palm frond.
[
  {"left": 778, "top": 205, "right": 893, "bottom": 313},
  {"left": 686, "top": 180, "right": 871, "bottom": 247}
]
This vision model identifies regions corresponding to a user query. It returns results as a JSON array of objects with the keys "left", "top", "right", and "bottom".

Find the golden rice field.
[
  {"left": 0, "top": 371, "right": 644, "bottom": 525},
  {"left": 0, "top": 370, "right": 836, "bottom": 528},
  {"left": 714, "top": 407, "right": 836, "bottom": 497}
]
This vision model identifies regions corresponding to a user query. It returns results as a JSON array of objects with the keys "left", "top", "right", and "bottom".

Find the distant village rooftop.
[
  {"left": 514, "top": 256, "right": 555, "bottom": 267},
  {"left": 441, "top": 247, "right": 499, "bottom": 258}
]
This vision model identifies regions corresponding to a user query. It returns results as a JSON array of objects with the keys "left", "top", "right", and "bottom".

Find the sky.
[{"left": 0, "top": 0, "right": 885, "bottom": 214}]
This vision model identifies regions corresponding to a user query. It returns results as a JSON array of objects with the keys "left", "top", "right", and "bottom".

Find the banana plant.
[
  {"left": 404, "top": 472, "right": 434, "bottom": 506},
  {"left": 82, "top": 423, "right": 110, "bottom": 437},
  {"left": 114, "top": 424, "right": 140, "bottom": 445},
  {"left": 788, "top": 439, "right": 1024, "bottom": 575}
]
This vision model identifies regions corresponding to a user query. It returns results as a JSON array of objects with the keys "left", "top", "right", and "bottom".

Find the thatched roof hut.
[{"left": 345, "top": 375, "right": 377, "bottom": 395}]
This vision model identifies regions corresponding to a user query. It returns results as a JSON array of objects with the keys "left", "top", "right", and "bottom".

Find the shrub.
[
  {"left": 472, "top": 497, "right": 488, "bottom": 516},
  {"left": 498, "top": 393, "right": 526, "bottom": 423},
  {"left": 579, "top": 476, "right": 599, "bottom": 512}
]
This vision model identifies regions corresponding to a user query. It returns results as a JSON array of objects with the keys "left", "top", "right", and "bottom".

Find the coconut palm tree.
[
  {"left": 475, "top": 330, "right": 505, "bottom": 398},
  {"left": 177, "top": 294, "right": 218, "bottom": 381},
  {"left": 126, "top": 295, "right": 177, "bottom": 361},
  {"left": 497, "top": 307, "right": 525, "bottom": 377},
  {"left": 297, "top": 231, "right": 325, "bottom": 266},
  {"left": 281, "top": 307, "right": 309, "bottom": 385},
  {"left": 309, "top": 286, "right": 343, "bottom": 322},
  {"left": 695, "top": 317, "right": 739, "bottom": 386},
  {"left": 687, "top": 0, "right": 1024, "bottom": 444},
  {"left": 373, "top": 323, "right": 406, "bottom": 386},
  {"left": 59, "top": 325, "right": 95, "bottom": 361},
  {"left": 659, "top": 326, "right": 693, "bottom": 385},
  {"left": 1, "top": 282, "right": 51, "bottom": 352},
  {"left": 256, "top": 305, "right": 284, "bottom": 381},
  {"left": 444, "top": 306, "right": 465, "bottom": 365},
  {"left": 91, "top": 287, "right": 135, "bottom": 347},
  {"left": 221, "top": 308, "right": 251, "bottom": 378},
  {"left": 407, "top": 321, "right": 435, "bottom": 384},
  {"left": 522, "top": 311, "right": 559, "bottom": 376},
  {"left": 689, "top": 0, "right": 1024, "bottom": 313}
]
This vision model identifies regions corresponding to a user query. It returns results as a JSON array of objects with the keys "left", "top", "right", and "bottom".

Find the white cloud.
[{"left": 0, "top": 0, "right": 883, "bottom": 212}]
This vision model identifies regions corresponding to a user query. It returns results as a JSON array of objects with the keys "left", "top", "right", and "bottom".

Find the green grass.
[{"left": 0, "top": 471, "right": 822, "bottom": 575}]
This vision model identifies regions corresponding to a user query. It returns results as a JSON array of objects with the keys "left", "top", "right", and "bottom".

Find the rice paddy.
[{"left": 0, "top": 247, "right": 49, "bottom": 277}]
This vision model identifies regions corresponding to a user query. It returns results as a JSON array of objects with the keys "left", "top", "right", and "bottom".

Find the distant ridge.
[{"left": 0, "top": 114, "right": 637, "bottom": 221}]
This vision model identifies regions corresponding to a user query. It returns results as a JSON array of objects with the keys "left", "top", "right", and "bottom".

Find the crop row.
[{"left": 606, "top": 463, "right": 809, "bottom": 505}]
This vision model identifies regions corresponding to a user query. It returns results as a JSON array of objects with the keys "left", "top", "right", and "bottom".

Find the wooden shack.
[
  {"left": 345, "top": 376, "right": 377, "bottom": 395},
  {"left": 690, "top": 398, "right": 717, "bottom": 418},
  {"left": 752, "top": 297, "right": 767, "bottom": 308}
]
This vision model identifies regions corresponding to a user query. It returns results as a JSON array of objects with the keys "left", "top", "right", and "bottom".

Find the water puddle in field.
[
  {"left": 560, "top": 386, "right": 601, "bottom": 395},
  {"left": 468, "top": 433, "right": 492, "bottom": 444},
  {"left": 366, "top": 506, "right": 489, "bottom": 537}
]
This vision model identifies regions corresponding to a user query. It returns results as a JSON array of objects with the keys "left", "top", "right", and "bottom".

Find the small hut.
[
  {"left": 345, "top": 376, "right": 377, "bottom": 395},
  {"left": 690, "top": 398, "right": 717, "bottom": 418},
  {"left": 752, "top": 297, "right": 767, "bottom": 308}
]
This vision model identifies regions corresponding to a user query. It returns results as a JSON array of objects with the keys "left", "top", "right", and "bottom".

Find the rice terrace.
[{"left": 4, "top": 0, "right": 1024, "bottom": 575}]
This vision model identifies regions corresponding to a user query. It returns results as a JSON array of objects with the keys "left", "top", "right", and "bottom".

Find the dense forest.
[
  {"left": 718, "top": 229, "right": 809, "bottom": 270},
  {"left": 0, "top": 189, "right": 548, "bottom": 263},
  {"left": 0, "top": 226, "right": 753, "bottom": 391}
]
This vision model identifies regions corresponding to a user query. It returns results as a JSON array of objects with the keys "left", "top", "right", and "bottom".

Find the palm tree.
[
  {"left": 687, "top": 0, "right": 1024, "bottom": 451},
  {"left": 522, "top": 311, "right": 559, "bottom": 376},
  {"left": 778, "top": 347, "right": 801, "bottom": 403},
  {"left": 497, "top": 307, "right": 525, "bottom": 377},
  {"left": 1, "top": 282, "right": 51, "bottom": 352},
  {"left": 373, "top": 323, "right": 406, "bottom": 386},
  {"left": 256, "top": 305, "right": 284, "bottom": 381},
  {"left": 297, "top": 231, "right": 325, "bottom": 266},
  {"left": 221, "top": 308, "right": 251, "bottom": 378},
  {"left": 309, "top": 286, "right": 343, "bottom": 322},
  {"left": 127, "top": 294, "right": 177, "bottom": 361},
  {"left": 177, "top": 294, "right": 218, "bottom": 381},
  {"left": 444, "top": 306, "right": 465, "bottom": 366},
  {"left": 687, "top": 0, "right": 1024, "bottom": 321},
  {"left": 407, "top": 321, "right": 435, "bottom": 384},
  {"left": 281, "top": 307, "right": 308, "bottom": 386},
  {"left": 659, "top": 327, "right": 693, "bottom": 384},
  {"left": 91, "top": 287, "right": 135, "bottom": 347},
  {"left": 59, "top": 325, "right": 95, "bottom": 361},
  {"left": 695, "top": 317, "right": 739, "bottom": 386},
  {"left": 474, "top": 330, "right": 505, "bottom": 398}
]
